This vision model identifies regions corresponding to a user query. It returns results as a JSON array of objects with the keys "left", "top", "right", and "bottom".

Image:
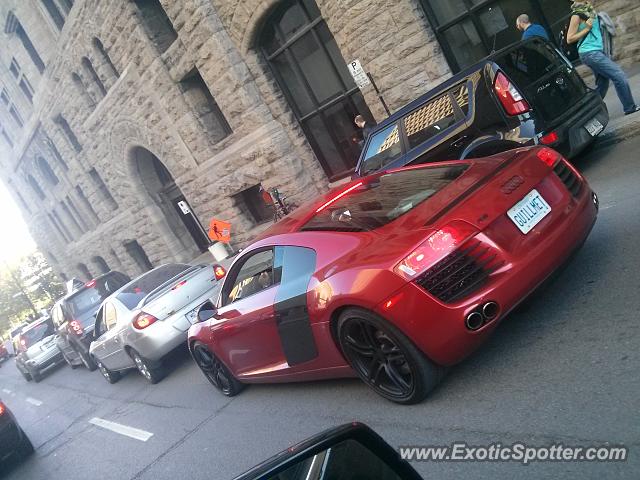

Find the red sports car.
[{"left": 188, "top": 147, "right": 598, "bottom": 404}]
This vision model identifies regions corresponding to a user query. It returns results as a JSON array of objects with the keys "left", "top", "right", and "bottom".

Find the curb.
[{"left": 594, "top": 119, "right": 640, "bottom": 150}]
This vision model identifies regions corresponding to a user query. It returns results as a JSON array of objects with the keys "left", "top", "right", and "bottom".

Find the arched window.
[
  {"left": 76, "top": 262, "right": 92, "bottom": 280},
  {"left": 54, "top": 114, "right": 82, "bottom": 152},
  {"left": 40, "top": 0, "right": 65, "bottom": 30},
  {"left": 81, "top": 57, "right": 107, "bottom": 96},
  {"left": 259, "top": 0, "right": 373, "bottom": 180},
  {"left": 37, "top": 156, "right": 59, "bottom": 185},
  {"left": 71, "top": 72, "right": 96, "bottom": 108},
  {"left": 27, "top": 174, "right": 46, "bottom": 199},
  {"left": 92, "top": 256, "right": 110, "bottom": 274},
  {"left": 133, "top": 0, "right": 178, "bottom": 54},
  {"left": 92, "top": 37, "right": 119, "bottom": 78}
]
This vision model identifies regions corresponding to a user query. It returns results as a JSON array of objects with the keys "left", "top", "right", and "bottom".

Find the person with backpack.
[{"left": 567, "top": 1, "right": 639, "bottom": 115}]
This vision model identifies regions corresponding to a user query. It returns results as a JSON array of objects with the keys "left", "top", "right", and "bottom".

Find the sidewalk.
[{"left": 588, "top": 64, "right": 640, "bottom": 148}]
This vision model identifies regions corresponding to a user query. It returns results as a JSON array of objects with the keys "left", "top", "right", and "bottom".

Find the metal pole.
[{"left": 367, "top": 73, "right": 391, "bottom": 116}]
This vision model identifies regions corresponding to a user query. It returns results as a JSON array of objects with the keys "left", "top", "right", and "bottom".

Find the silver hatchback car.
[{"left": 89, "top": 263, "right": 225, "bottom": 384}]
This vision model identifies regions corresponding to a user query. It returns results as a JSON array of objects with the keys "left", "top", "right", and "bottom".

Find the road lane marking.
[
  {"left": 2, "top": 388, "right": 11, "bottom": 394},
  {"left": 89, "top": 417, "right": 154, "bottom": 442},
  {"left": 26, "top": 397, "right": 43, "bottom": 406}
]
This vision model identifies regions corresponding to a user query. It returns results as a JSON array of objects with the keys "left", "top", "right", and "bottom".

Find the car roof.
[{"left": 20, "top": 317, "right": 51, "bottom": 333}]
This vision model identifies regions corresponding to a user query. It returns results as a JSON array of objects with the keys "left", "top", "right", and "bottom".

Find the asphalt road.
[{"left": 1, "top": 137, "right": 639, "bottom": 480}]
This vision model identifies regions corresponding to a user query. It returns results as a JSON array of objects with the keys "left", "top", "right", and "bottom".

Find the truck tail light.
[
  {"left": 395, "top": 221, "right": 478, "bottom": 279},
  {"left": 132, "top": 312, "right": 158, "bottom": 330},
  {"left": 69, "top": 320, "right": 83, "bottom": 336},
  {"left": 494, "top": 71, "right": 530, "bottom": 116},
  {"left": 540, "top": 131, "right": 559, "bottom": 145}
]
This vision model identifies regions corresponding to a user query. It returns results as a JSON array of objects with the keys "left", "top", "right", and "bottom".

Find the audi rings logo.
[{"left": 500, "top": 175, "right": 525, "bottom": 194}]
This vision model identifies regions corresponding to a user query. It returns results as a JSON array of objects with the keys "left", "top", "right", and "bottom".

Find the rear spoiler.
[{"left": 139, "top": 265, "right": 207, "bottom": 307}]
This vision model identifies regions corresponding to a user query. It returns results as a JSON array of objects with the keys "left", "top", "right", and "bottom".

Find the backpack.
[{"left": 559, "top": 10, "right": 616, "bottom": 60}]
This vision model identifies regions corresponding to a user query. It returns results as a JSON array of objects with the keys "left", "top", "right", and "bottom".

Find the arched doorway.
[
  {"left": 92, "top": 256, "right": 110, "bottom": 274},
  {"left": 259, "top": 0, "right": 374, "bottom": 180},
  {"left": 131, "top": 147, "right": 210, "bottom": 257},
  {"left": 77, "top": 263, "right": 92, "bottom": 280}
]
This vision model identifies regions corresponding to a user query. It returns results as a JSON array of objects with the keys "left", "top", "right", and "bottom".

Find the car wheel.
[
  {"left": 191, "top": 341, "right": 244, "bottom": 396},
  {"left": 95, "top": 358, "right": 121, "bottom": 384},
  {"left": 336, "top": 308, "right": 444, "bottom": 405},
  {"left": 130, "top": 350, "right": 163, "bottom": 384},
  {"left": 77, "top": 348, "right": 97, "bottom": 371},
  {"left": 18, "top": 429, "right": 34, "bottom": 457},
  {"left": 20, "top": 369, "right": 32, "bottom": 382},
  {"left": 28, "top": 367, "right": 42, "bottom": 383}
]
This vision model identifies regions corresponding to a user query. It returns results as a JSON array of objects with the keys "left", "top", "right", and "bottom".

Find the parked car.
[
  {"left": 0, "top": 399, "right": 34, "bottom": 465},
  {"left": 189, "top": 146, "right": 598, "bottom": 404},
  {"left": 8, "top": 323, "right": 29, "bottom": 357},
  {"left": 89, "top": 263, "right": 227, "bottom": 384},
  {"left": 0, "top": 342, "right": 8, "bottom": 362},
  {"left": 354, "top": 38, "right": 608, "bottom": 178},
  {"left": 52, "top": 271, "right": 131, "bottom": 371},
  {"left": 15, "top": 316, "right": 63, "bottom": 382}
]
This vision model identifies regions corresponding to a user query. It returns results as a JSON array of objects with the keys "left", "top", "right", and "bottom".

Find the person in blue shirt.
[
  {"left": 567, "top": 1, "right": 639, "bottom": 115},
  {"left": 516, "top": 14, "right": 549, "bottom": 41}
]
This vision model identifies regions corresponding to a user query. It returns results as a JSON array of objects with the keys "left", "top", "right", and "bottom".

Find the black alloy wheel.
[
  {"left": 337, "top": 308, "right": 444, "bottom": 404},
  {"left": 191, "top": 342, "right": 243, "bottom": 396}
]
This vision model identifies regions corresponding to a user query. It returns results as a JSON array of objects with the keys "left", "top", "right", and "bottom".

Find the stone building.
[{"left": 0, "top": 0, "right": 638, "bottom": 281}]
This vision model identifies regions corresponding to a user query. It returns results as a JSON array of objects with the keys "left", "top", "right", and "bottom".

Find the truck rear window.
[
  {"left": 64, "top": 274, "right": 129, "bottom": 321},
  {"left": 117, "top": 264, "right": 190, "bottom": 309},
  {"left": 301, "top": 165, "right": 468, "bottom": 232}
]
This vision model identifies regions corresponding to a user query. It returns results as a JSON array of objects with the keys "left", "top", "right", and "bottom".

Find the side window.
[
  {"left": 104, "top": 303, "right": 118, "bottom": 331},
  {"left": 94, "top": 307, "right": 106, "bottom": 337},
  {"left": 361, "top": 123, "right": 403, "bottom": 174},
  {"left": 223, "top": 249, "right": 276, "bottom": 306},
  {"left": 52, "top": 304, "right": 64, "bottom": 326},
  {"left": 403, "top": 82, "right": 468, "bottom": 150}
]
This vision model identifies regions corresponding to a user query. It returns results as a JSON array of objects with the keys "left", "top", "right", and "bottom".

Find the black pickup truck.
[{"left": 355, "top": 37, "right": 608, "bottom": 177}]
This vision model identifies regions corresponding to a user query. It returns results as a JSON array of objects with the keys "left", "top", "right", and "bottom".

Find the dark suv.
[
  {"left": 52, "top": 271, "right": 130, "bottom": 371},
  {"left": 354, "top": 38, "right": 608, "bottom": 177}
]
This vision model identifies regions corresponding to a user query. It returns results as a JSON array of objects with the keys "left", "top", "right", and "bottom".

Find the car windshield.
[
  {"left": 302, "top": 165, "right": 468, "bottom": 232},
  {"left": 20, "top": 321, "right": 55, "bottom": 348},
  {"left": 116, "top": 264, "right": 191, "bottom": 309}
]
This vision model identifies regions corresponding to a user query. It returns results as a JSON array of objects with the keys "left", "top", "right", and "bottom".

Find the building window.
[
  {"left": 66, "top": 195, "right": 88, "bottom": 231},
  {"left": 124, "top": 240, "right": 153, "bottom": 272},
  {"left": 9, "top": 58, "right": 20, "bottom": 77},
  {"left": 419, "top": 0, "right": 573, "bottom": 72},
  {"left": 53, "top": 208, "right": 73, "bottom": 241},
  {"left": 54, "top": 114, "right": 82, "bottom": 152},
  {"left": 15, "top": 22, "right": 46, "bottom": 73},
  {"left": 133, "top": 0, "right": 178, "bottom": 54},
  {"left": 9, "top": 106, "right": 23, "bottom": 127},
  {"left": 27, "top": 174, "right": 45, "bottom": 199},
  {"left": 89, "top": 167, "right": 118, "bottom": 210},
  {"left": 71, "top": 72, "right": 96, "bottom": 108},
  {"left": 81, "top": 57, "right": 107, "bottom": 97},
  {"left": 48, "top": 212, "right": 70, "bottom": 242},
  {"left": 58, "top": 0, "right": 74, "bottom": 14},
  {"left": 75, "top": 185, "right": 100, "bottom": 222},
  {"left": 45, "top": 133, "right": 69, "bottom": 170},
  {"left": 259, "top": 0, "right": 373, "bottom": 180},
  {"left": 76, "top": 262, "right": 92, "bottom": 280},
  {"left": 93, "top": 38, "right": 119, "bottom": 78},
  {"left": 1, "top": 129, "right": 13, "bottom": 147},
  {"left": 92, "top": 256, "right": 110, "bottom": 274},
  {"left": 0, "top": 89, "right": 9, "bottom": 105},
  {"left": 60, "top": 201, "right": 84, "bottom": 234},
  {"left": 19, "top": 77, "right": 34, "bottom": 103},
  {"left": 179, "top": 68, "right": 232, "bottom": 144},
  {"left": 40, "top": 0, "right": 65, "bottom": 30},
  {"left": 234, "top": 184, "right": 273, "bottom": 224},
  {"left": 37, "top": 156, "right": 59, "bottom": 185}
]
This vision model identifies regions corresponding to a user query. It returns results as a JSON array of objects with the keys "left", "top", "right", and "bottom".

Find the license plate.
[
  {"left": 185, "top": 305, "right": 200, "bottom": 324},
  {"left": 507, "top": 189, "right": 551, "bottom": 234},
  {"left": 584, "top": 118, "right": 604, "bottom": 136}
]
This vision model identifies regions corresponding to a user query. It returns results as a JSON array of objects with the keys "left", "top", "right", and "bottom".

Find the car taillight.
[
  {"left": 395, "top": 221, "right": 478, "bottom": 280},
  {"left": 132, "top": 313, "right": 158, "bottom": 330},
  {"left": 19, "top": 337, "right": 28, "bottom": 351},
  {"left": 540, "top": 131, "right": 559, "bottom": 145},
  {"left": 69, "top": 320, "right": 83, "bottom": 336},
  {"left": 0, "top": 402, "right": 5, "bottom": 416},
  {"left": 213, "top": 265, "right": 226, "bottom": 281},
  {"left": 536, "top": 147, "right": 561, "bottom": 167},
  {"left": 494, "top": 71, "right": 530, "bottom": 116}
]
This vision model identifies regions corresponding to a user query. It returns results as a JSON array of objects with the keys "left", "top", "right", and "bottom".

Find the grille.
[
  {"left": 554, "top": 161, "right": 582, "bottom": 197},
  {"left": 415, "top": 240, "right": 503, "bottom": 303}
]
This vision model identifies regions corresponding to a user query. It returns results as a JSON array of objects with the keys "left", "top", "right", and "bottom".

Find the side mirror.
[
  {"left": 234, "top": 423, "right": 422, "bottom": 480},
  {"left": 197, "top": 301, "right": 218, "bottom": 323}
]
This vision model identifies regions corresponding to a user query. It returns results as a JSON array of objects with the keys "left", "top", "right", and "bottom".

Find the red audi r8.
[{"left": 188, "top": 147, "right": 598, "bottom": 404}]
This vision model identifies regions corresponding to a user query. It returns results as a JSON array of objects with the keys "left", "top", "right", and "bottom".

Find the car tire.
[
  {"left": 76, "top": 347, "right": 97, "bottom": 371},
  {"left": 130, "top": 350, "right": 163, "bottom": 384},
  {"left": 191, "top": 341, "right": 244, "bottom": 396},
  {"left": 28, "top": 367, "right": 42, "bottom": 383},
  {"left": 95, "top": 358, "right": 121, "bottom": 384},
  {"left": 20, "top": 368, "right": 32, "bottom": 382},
  {"left": 336, "top": 307, "right": 444, "bottom": 405},
  {"left": 18, "top": 429, "right": 34, "bottom": 457}
]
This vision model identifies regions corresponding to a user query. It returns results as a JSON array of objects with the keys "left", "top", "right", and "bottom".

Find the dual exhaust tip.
[{"left": 465, "top": 302, "right": 499, "bottom": 331}]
